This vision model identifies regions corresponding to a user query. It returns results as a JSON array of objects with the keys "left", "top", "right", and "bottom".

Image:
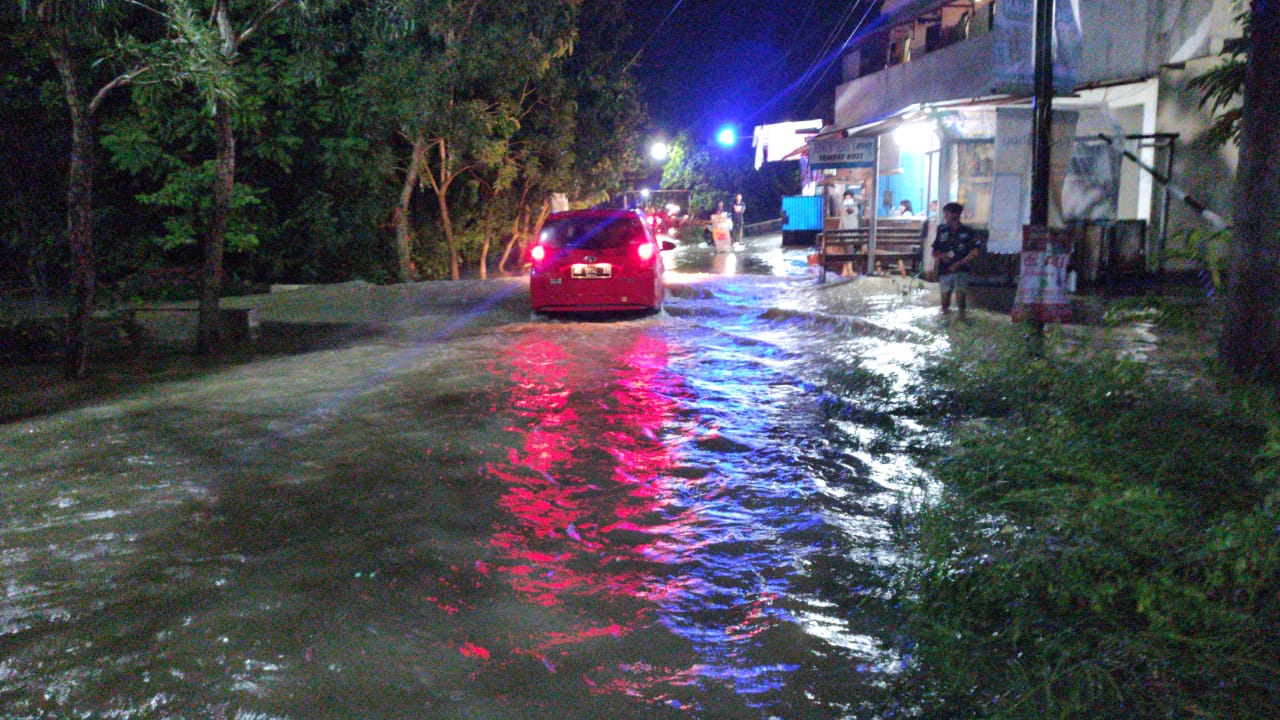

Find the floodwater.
[{"left": 1, "top": 235, "right": 947, "bottom": 719}]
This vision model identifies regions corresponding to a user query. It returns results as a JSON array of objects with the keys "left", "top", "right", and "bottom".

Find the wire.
[
  {"left": 623, "top": 0, "right": 688, "bottom": 73},
  {"left": 791, "top": 0, "right": 879, "bottom": 110}
]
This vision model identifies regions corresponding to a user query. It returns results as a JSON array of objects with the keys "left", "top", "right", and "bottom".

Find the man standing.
[
  {"left": 931, "top": 201, "right": 983, "bottom": 319},
  {"left": 731, "top": 193, "right": 746, "bottom": 245}
]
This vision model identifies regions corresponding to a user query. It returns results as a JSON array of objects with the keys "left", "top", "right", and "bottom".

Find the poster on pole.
[
  {"left": 992, "top": 0, "right": 1083, "bottom": 94},
  {"left": 1012, "top": 225, "right": 1073, "bottom": 323}
]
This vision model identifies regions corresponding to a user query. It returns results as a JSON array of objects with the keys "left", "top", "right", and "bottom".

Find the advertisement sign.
[
  {"left": 807, "top": 136, "right": 878, "bottom": 169},
  {"left": 988, "top": 107, "right": 1079, "bottom": 253},
  {"left": 992, "top": 0, "right": 1083, "bottom": 95},
  {"left": 1061, "top": 138, "right": 1120, "bottom": 221},
  {"left": 1012, "top": 225, "right": 1073, "bottom": 323}
]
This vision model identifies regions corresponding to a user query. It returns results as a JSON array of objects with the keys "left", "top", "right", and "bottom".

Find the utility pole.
[
  {"left": 1030, "top": 0, "right": 1054, "bottom": 225},
  {"left": 1015, "top": 0, "right": 1058, "bottom": 341}
]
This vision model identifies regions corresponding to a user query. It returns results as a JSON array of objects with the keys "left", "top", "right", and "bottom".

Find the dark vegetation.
[
  {"left": 876, "top": 299, "right": 1279, "bottom": 719},
  {"left": 1, "top": 1, "right": 643, "bottom": 300}
]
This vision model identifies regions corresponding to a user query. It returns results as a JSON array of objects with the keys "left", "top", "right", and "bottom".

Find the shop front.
[{"left": 803, "top": 99, "right": 1161, "bottom": 286}]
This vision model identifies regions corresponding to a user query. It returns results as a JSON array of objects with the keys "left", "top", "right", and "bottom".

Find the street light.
[
  {"left": 716, "top": 126, "right": 737, "bottom": 148},
  {"left": 649, "top": 141, "right": 669, "bottom": 162}
]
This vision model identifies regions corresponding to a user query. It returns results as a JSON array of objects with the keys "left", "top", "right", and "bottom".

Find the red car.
[{"left": 529, "top": 209, "right": 675, "bottom": 315}]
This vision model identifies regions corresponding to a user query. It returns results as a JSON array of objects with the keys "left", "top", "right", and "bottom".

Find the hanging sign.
[
  {"left": 806, "top": 136, "right": 877, "bottom": 169},
  {"left": 992, "top": 0, "right": 1083, "bottom": 94},
  {"left": 1012, "top": 225, "right": 1074, "bottom": 323},
  {"left": 988, "top": 107, "right": 1079, "bottom": 253}
]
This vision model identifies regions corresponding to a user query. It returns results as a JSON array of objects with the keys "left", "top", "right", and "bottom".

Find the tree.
[
  {"left": 0, "top": 24, "right": 68, "bottom": 299},
  {"left": 14, "top": 1, "right": 157, "bottom": 379},
  {"left": 1220, "top": 0, "right": 1280, "bottom": 387},
  {"left": 358, "top": 0, "right": 578, "bottom": 282},
  {"left": 162, "top": 0, "right": 314, "bottom": 355},
  {"left": 492, "top": 0, "right": 647, "bottom": 275}
]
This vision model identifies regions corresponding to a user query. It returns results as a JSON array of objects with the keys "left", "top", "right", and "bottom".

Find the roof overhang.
[{"left": 819, "top": 94, "right": 1023, "bottom": 141}]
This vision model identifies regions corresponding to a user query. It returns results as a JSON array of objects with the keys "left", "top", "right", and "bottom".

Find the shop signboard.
[
  {"left": 1012, "top": 225, "right": 1073, "bottom": 323},
  {"left": 807, "top": 136, "right": 877, "bottom": 169}
]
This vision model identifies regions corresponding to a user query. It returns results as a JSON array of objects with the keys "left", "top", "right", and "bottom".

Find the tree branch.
[
  {"left": 237, "top": 0, "right": 294, "bottom": 47},
  {"left": 88, "top": 65, "right": 150, "bottom": 114}
]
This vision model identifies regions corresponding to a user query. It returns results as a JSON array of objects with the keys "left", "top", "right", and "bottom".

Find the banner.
[
  {"left": 806, "top": 136, "right": 878, "bottom": 169},
  {"left": 754, "top": 119, "right": 824, "bottom": 169},
  {"left": 992, "top": 0, "right": 1083, "bottom": 95},
  {"left": 988, "top": 107, "right": 1078, "bottom": 253},
  {"left": 1012, "top": 225, "right": 1073, "bottom": 323},
  {"left": 1061, "top": 138, "right": 1120, "bottom": 221}
]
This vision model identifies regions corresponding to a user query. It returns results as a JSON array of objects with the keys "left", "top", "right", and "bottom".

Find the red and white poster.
[{"left": 1012, "top": 225, "right": 1073, "bottom": 323}]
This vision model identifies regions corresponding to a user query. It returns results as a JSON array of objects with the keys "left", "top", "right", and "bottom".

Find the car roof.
[{"left": 547, "top": 208, "right": 645, "bottom": 221}]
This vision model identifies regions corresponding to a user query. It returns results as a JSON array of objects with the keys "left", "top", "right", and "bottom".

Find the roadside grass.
[{"left": 888, "top": 312, "right": 1280, "bottom": 719}]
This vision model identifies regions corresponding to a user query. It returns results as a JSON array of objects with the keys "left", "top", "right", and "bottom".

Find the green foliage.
[
  {"left": 660, "top": 132, "right": 799, "bottom": 219},
  {"left": 1188, "top": 5, "right": 1249, "bottom": 147},
  {"left": 1161, "top": 226, "right": 1232, "bottom": 290},
  {"left": 893, "top": 321, "right": 1279, "bottom": 719},
  {"left": 660, "top": 134, "right": 719, "bottom": 212},
  {"left": 1, "top": 0, "right": 651, "bottom": 293},
  {"left": 1100, "top": 294, "right": 1208, "bottom": 333}
]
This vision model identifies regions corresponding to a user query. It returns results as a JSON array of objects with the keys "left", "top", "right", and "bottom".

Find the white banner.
[
  {"left": 754, "top": 120, "right": 824, "bottom": 169},
  {"left": 988, "top": 107, "right": 1078, "bottom": 253}
]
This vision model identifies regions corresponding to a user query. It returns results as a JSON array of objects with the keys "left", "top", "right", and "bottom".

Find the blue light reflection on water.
[{"left": 479, "top": 276, "right": 921, "bottom": 717}]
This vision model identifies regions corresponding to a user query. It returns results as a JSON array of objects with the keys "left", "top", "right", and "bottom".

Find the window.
[{"left": 540, "top": 216, "right": 643, "bottom": 250}]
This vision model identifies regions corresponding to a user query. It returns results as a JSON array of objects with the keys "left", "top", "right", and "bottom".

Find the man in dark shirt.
[{"left": 931, "top": 202, "right": 983, "bottom": 319}]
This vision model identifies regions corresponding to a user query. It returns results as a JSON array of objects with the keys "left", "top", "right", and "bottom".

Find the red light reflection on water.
[{"left": 481, "top": 329, "right": 696, "bottom": 685}]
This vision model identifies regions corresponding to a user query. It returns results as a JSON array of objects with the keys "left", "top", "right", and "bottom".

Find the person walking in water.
[
  {"left": 931, "top": 202, "right": 983, "bottom": 319},
  {"left": 731, "top": 193, "right": 746, "bottom": 245}
]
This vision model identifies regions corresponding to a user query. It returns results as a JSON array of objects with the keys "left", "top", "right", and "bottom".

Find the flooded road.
[{"left": 1, "top": 235, "right": 946, "bottom": 719}]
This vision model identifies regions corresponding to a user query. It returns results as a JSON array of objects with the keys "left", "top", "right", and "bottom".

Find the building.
[{"left": 790, "top": 0, "right": 1243, "bottom": 287}]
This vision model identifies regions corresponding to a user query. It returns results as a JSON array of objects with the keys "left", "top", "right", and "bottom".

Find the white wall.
[{"left": 833, "top": 0, "right": 1240, "bottom": 131}]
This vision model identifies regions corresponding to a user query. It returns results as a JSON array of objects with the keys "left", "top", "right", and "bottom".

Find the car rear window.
[{"left": 540, "top": 216, "right": 643, "bottom": 250}]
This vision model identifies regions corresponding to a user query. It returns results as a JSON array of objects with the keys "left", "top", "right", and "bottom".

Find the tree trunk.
[
  {"left": 479, "top": 200, "right": 493, "bottom": 280},
  {"left": 44, "top": 26, "right": 95, "bottom": 380},
  {"left": 497, "top": 185, "right": 531, "bottom": 274},
  {"left": 198, "top": 100, "right": 234, "bottom": 355},
  {"left": 62, "top": 109, "right": 96, "bottom": 380},
  {"left": 1221, "top": 0, "right": 1280, "bottom": 388},
  {"left": 438, "top": 190, "right": 460, "bottom": 280},
  {"left": 497, "top": 218, "right": 521, "bottom": 274},
  {"left": 394, "top": 139, "right": 425, "bottom": 283}
]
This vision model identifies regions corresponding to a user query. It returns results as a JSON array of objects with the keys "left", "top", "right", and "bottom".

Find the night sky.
[{"left": 622, "top": 0, "right": 881, "bottom": 141}]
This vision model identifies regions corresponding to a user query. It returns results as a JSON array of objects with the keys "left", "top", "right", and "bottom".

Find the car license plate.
[{"left": 571, "top": 263, "right": 612, "bottom": 279}]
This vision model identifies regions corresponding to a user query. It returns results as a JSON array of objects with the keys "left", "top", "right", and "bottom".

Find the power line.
[
  {"left": 623, "top": 0, "right": 688, "bottom": 73},
  {"left": 792, "top": 0, "right": 879, "bottom": 110}
]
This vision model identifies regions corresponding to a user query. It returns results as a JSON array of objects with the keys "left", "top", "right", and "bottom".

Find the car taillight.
[
  {"left": 636, "top": 242, "right": 655, "bottom": 262},
  {"left": 531, "top": 244, "right": 546, "bottom": 262}
]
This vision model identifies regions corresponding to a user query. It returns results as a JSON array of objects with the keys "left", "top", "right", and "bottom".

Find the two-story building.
[{"left": 788, "top": 0, "right": 1242, "bottom": 286}]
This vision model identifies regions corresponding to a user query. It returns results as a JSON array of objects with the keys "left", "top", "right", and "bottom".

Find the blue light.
[{"left": 716, "top": 127, "right": 737, "bottom": 147}]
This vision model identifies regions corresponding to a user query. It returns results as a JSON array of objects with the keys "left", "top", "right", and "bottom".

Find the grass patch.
[{"left": 887, "top": 318, "right": 1280, "bottom": 719}]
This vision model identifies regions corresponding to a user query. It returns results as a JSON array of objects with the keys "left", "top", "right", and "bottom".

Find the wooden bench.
[
  {"left": 871, "top": 227, "right": 925, "bottom": 276},
  {"left": 818, "top": 220, "right": 925, "bottom": 281},
  {"left": 818, "top": 228, "right": 868, "bottom": 280}
]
